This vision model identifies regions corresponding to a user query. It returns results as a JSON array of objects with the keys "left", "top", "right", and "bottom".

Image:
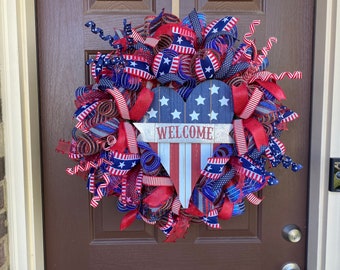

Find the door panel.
[{"left": 37, "top": 0, "right": 314, "bottom": 269}]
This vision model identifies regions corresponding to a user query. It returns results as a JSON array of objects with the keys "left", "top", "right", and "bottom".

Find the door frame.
[{"left": 0, "top": 0, "right": 336, "bottom": 269}]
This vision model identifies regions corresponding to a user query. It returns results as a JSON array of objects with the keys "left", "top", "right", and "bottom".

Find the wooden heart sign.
[{"left": 135, "top": 79, "right": 234, "bottom": 208}]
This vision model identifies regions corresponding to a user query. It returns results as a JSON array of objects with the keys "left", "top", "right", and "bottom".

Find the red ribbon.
[
  {"left": 233, "top": 118, "right": 268, "bottom": 155},
  {"left": 232, "top": 83, "right": 249, "bottom": 116},
  {"left": 143, "top": 186, "right": 174, "bottom": 207},
  {"left": 120, "top": 209, "right": 138, "bottom": 231},
  {"left": 255, "top": 80, "right": 286, "bottom": 101},
  {"left": 164, "top": 214, "right": 191, "bottom": 243},
  {"left": 129, "top": 87, "right": 154, "bottom": 121},
  {"left": 243, "top": 118, "right": 268, "bottom": 150},
  {"left": 218, "top": 199, "right": 233, "bottom": 220}
]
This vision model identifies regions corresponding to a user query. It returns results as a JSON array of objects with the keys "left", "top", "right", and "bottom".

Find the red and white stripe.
[
  {"left": 76, "top": 101, "right": 99, "bottom": 121},
  {"left": 172, "top": 26, "right": 196, "bottom": 40},
  {"left": 149, "top": 142, "right": 214, "bottom": 209},
  {"left": 106, "top": 88, "right": 130, "bottom": 120},
  {"left": 249, "top": 70, "right": 302, "bottom": 83},
  {"left": 282, "top": 112, "right": 299, "bottom": 123},
  {"left": 257, "top": 37, "right": 277, "bottom": 65},
  {"left": 233, "top": 119, "right": 248, "bottom": 156},
  {"left": 144, "top": 37, "right": 160, "bottom": 47},
  {"left": 120, "top": 175, "right": 127, "bottom": 205},
  {"left": 169, "top": 44, "right": 196, "bottom": 55},
  {"left": 246, "top": 193, "right": 263, "bottom": 205},
  {"left": 239, "top": 87, "right": 263, "bottom": 119},
  {"left": 142, "top": 175, "right": 173, "bottom": 186},
  {"left": 90, "top": 173, "right": 111, "bottom": 207},
  {"left": 243, "top": 20, "right": 261, "bottom": 47},
  {"left": 131, "top": 29, "right": 145, "bottom": 43},
  {"left": 171, "top": 196, "right": 181, "bottom": 215}
]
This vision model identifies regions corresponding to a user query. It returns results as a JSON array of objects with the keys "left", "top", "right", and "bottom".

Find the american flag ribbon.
[
  {"left": 107, "top": 151, "right": 140, "bottom": 176},
  {"left": 123, "top": 55, "right": 155, "bottom": 80},
  {"left": 238, "top": 156, "right": 264, "bottom": 182},
  {"left": 195, "top": 50, "right": 220, "bottom": 81},
  {"left": 204, "top": 16, "right": 238, "bottom": 40},
  {"left": 202, "top": 209, "right": 221, "bottom": 229},
  {"left": 281, "top": 109, "right": 299, "bottom": 123},
  {"left": 265, "top": 137, "right": 286, "bottom": 165},
  {"left": 152, "top": 49, "right": 180, "bottom": 78},
  {"left": 200, "top": 157, "right": 229, "bottom": 179},
  {"left": 169, "top": 26, "right": 196, "bottom": 55},
  {"left": 74, "top": 101, "right": 100, "bottom": 121}
]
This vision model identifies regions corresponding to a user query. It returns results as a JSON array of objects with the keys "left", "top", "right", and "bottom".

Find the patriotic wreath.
[{"left": 57, "top": 9, "right": 302, "bottom": 241}]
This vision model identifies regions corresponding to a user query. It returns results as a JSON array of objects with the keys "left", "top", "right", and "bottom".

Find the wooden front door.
[{"left": 37, "top": 0, "right": 314, "bottom": 269}]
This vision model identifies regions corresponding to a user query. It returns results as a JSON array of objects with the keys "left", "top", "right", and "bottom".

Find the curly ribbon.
[
  {"left": 138, "top": 141, "right": 162, "bottom": 175},
  {"left": 85, "top": 21, "right": 115, "bottom": 47},
  {"left": 90, "top": 173, "right": 111, "bottom": 207},
  {"left": 243, "top": 20, "right": 260, "bottom": 50},
  {"left": 250, "top": 71, "right": 302, "bottom": 84}
]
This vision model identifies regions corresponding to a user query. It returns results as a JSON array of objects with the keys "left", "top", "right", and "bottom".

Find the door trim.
[
  {"left": 0, "top": 0, "right": 44, "bottom": 269},
  {"left": 0, "top": 0, "right": 336, "bottom": 269}
]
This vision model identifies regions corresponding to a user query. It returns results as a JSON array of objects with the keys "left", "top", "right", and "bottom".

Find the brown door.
[{"left": 37, "top": 0, "right": 314, "bottom": 269}]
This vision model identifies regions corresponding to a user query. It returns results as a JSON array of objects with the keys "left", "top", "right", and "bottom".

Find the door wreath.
[{"left": 57, "top": 9, "right": 302, "bottom": 241}]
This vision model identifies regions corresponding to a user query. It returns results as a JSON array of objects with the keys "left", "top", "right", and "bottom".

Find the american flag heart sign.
[{"left": 134, "top": 79, "right": 234, "bottom": 208}]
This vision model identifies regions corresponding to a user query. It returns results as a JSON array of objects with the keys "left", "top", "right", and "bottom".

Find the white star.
[
  {"left": 219, "top": 96, "right": 230, "bottom": 106},
  {"left": 208, "top": 110, "right": 218, "bottom": 120},
  {"left": 205, "top": 66, "right": 212, "bottom": 73},
  {"left": 250, "top": 165, "right": 256, "bottom": 170},
  {"left": 195, "top": 95, "right": 206, "bottom": 105},
  {"left": 159, "top": 96, "right": 169, "bottom": 106},
  {"left": 222, "top": 17, "right": 229, "bottom": 22},
  {"left": 147, "top": 108, "right": 158, "bottom": 119},
  {"left": 131, "top": 161, "right": 136, "bottom": 167},
  {"left": 145, "top": 64, "right": 150, "bottom": 70},
  {"left": 171, "top": 109, "right": 181, "bottom": 120},
  {"left": 130, "top": 61, "right": 137, "bottom": 67},
  {"left": 207, "top": 165, "right": 212, "bottom": 171},
  {"left": 189, "top": 110, "right": 200, "bottom": 121},
  {"left": 212, "top": 28, "right": 218, "bottom": 33},
  {"left": 118, "top": 162, "right": 125, "bottom": 168},
  {"left": 163, "top": 57, "right": 171, "bottom": 65},
  {"left": 177, "top": 36, "right": 183, "bottom": 44},
  {"left": 159, "top": 71, "right": 165, "bottom": 76},
  {"left": 219, "top": 166, "right": 224, "bottom": 172},
  {"left": 210, "top": 84, "right": 220, "bottom": 95}
]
